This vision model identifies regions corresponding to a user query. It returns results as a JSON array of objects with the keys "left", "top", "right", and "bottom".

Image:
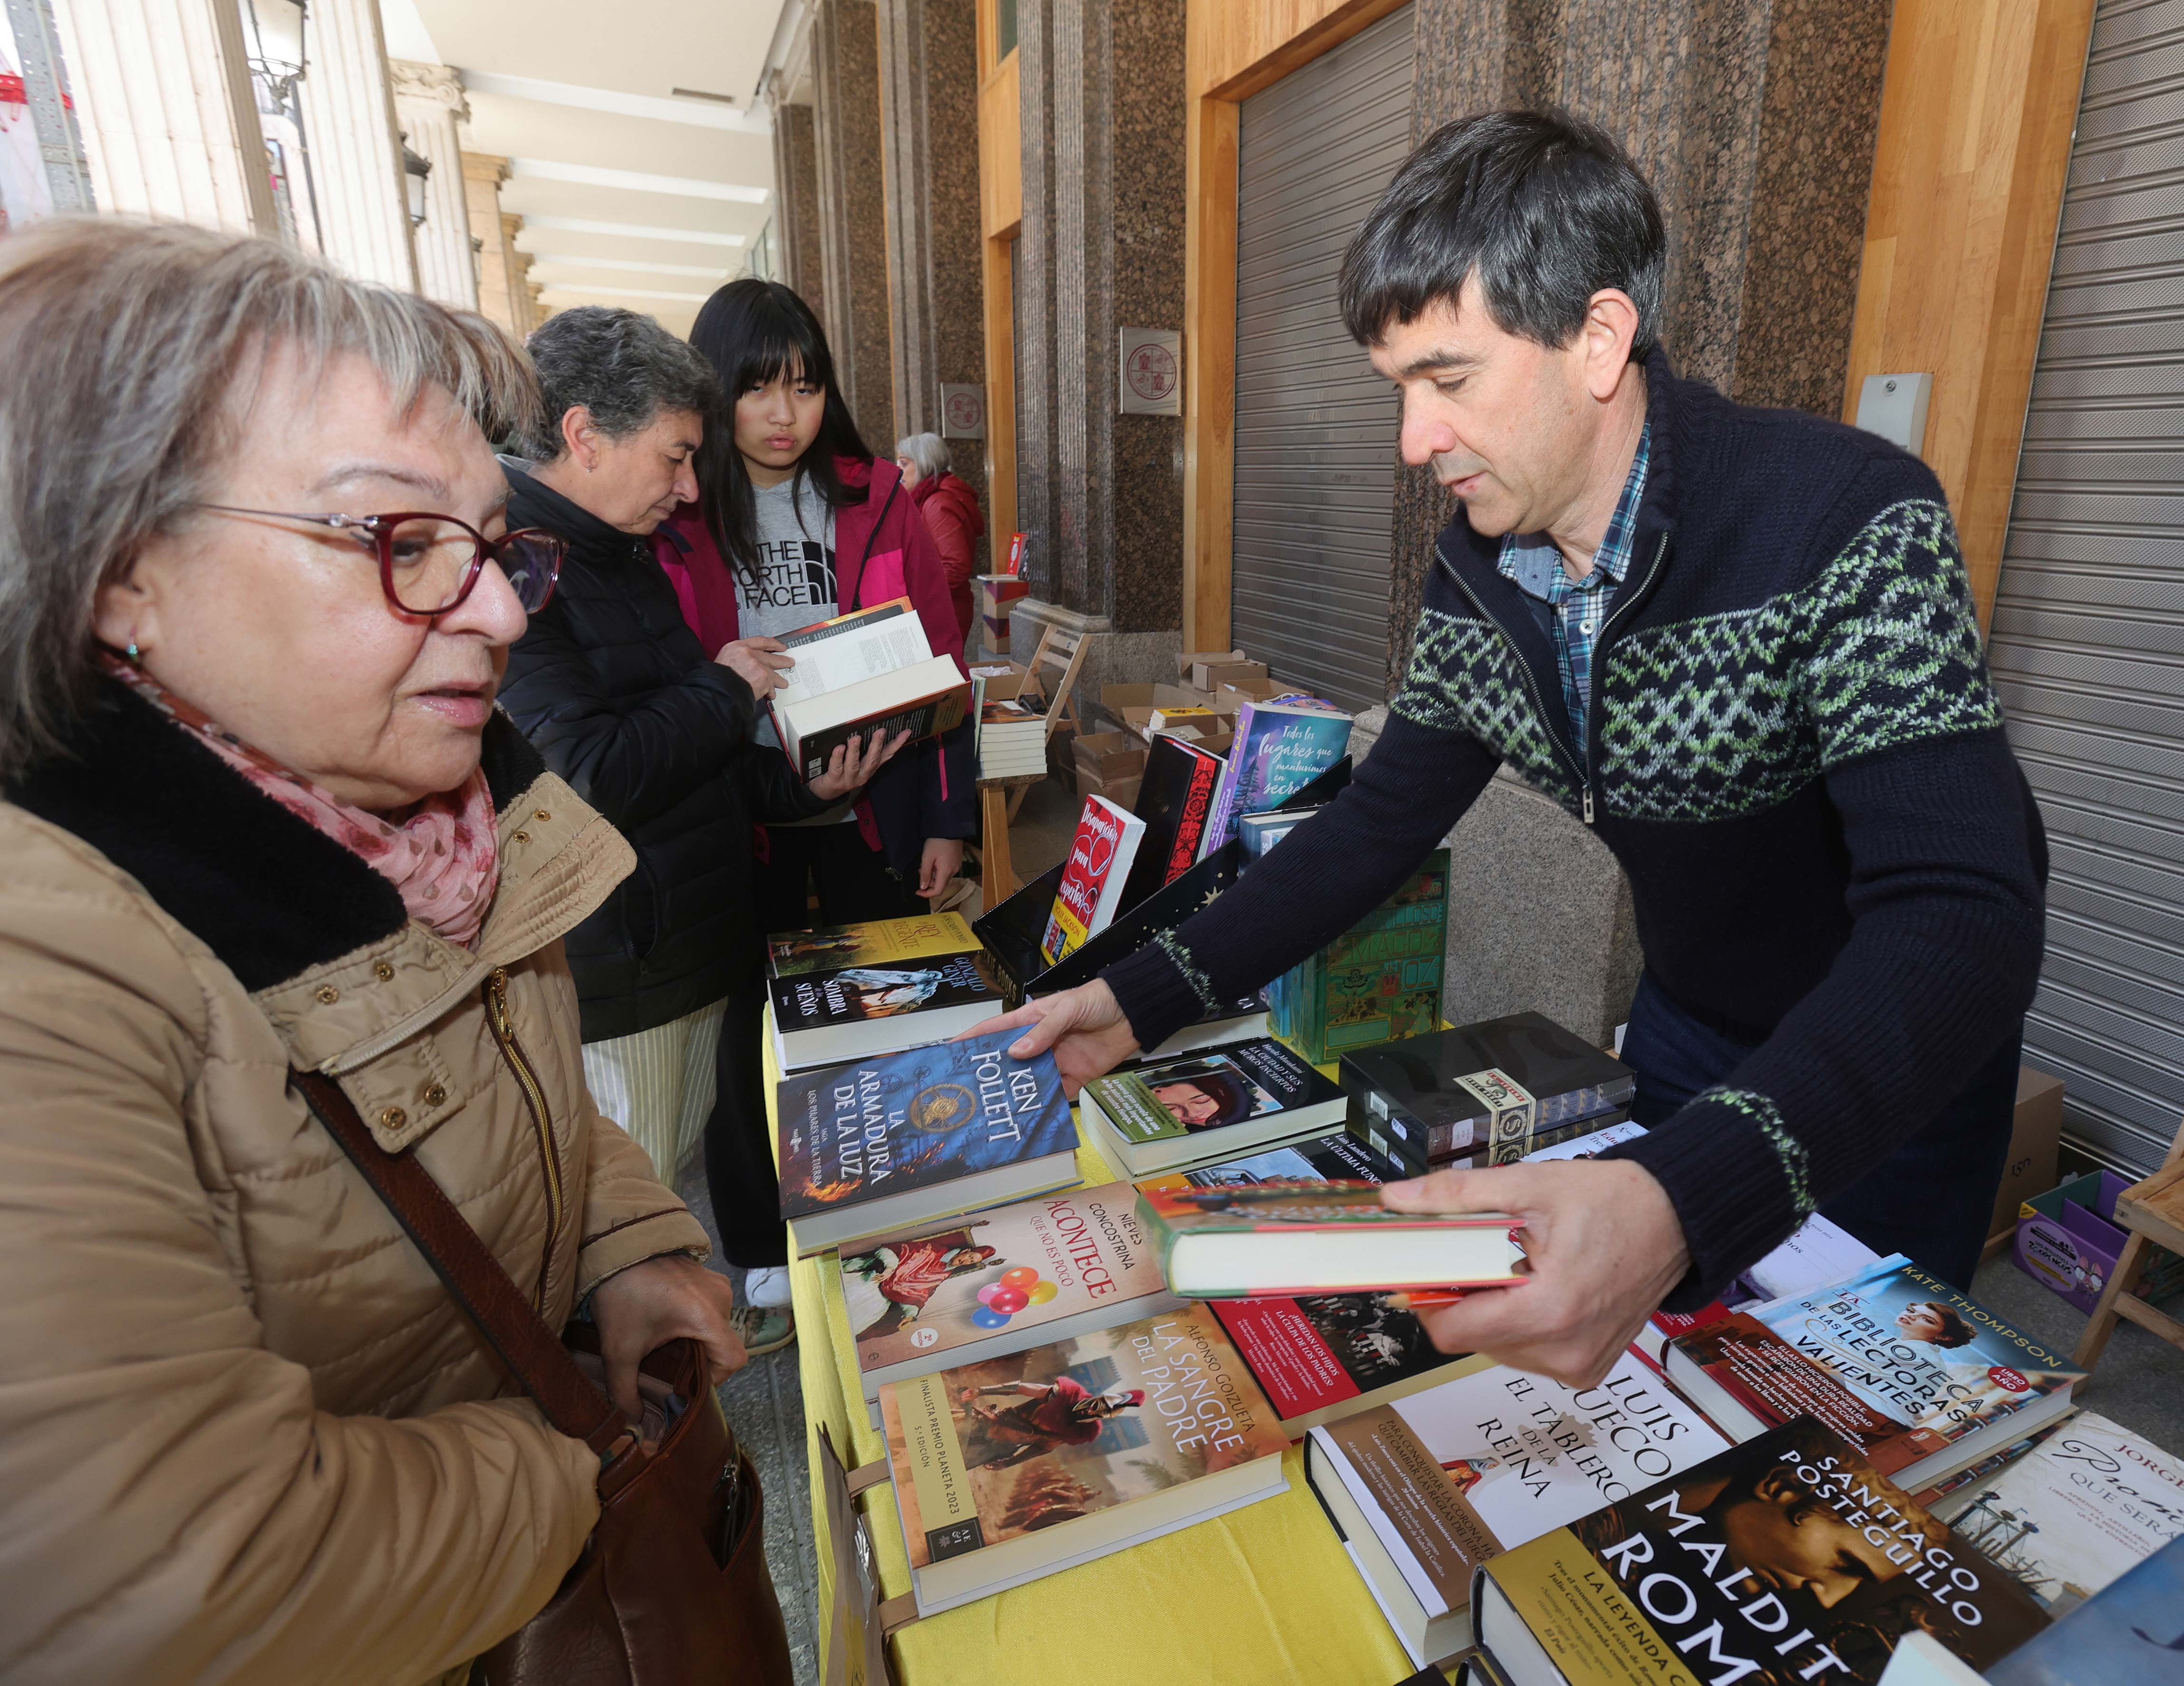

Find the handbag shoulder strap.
[{"left": 291, "top": 1069, "right": 631, "bottom": 1460}]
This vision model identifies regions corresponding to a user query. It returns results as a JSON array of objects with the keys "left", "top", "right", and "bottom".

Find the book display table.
[{"left": 771, "top": 1037, "right": 1423, "bottom": 1686}]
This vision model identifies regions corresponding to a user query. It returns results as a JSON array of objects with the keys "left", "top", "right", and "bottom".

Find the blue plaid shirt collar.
[{"left": 1496, "top": 423, "right": 1651, "bottom": 766}]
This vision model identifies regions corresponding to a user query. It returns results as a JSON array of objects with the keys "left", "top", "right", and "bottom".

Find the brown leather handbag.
[{"left": 294, "top": 1070, "right": 795, "bottom": 1686}]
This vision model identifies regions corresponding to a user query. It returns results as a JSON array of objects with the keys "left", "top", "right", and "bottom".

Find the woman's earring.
[{"left": 126, "top": 640, "right": 141, "bottom": 663}]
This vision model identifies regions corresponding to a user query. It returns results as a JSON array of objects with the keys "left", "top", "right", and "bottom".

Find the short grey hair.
[
  {"left": 0, "top": 218, "right": 541, "bottom": 780},
  {"left": 522, "top": 306, "right": 718, "bottom": 460},
  {"left": 895, "top": 432, "right": 948, "bottom": 480}
]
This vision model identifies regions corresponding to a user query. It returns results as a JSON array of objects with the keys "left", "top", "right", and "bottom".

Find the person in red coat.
[{"left": 895, "top": 431, "right": 985, "bottom": 645}]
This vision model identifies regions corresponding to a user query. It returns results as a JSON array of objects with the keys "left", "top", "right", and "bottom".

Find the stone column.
[
  {"left": 1008, "top": 0, "right": 1185, "bottom": 649},
  {"left": 48, "top": 0, "right": 275, "bottom": 231},
  {"left": 809, "top": 0, "right": 895, "bottom": 449},
  {"left": 503, "top": 212, "right": 540, "bottom": 334},
  {"left": 296, "top": 0, "right": 417, "bottom": 289},
  {"left": 875, "top": 0, "right": 987, "bottom": 558},
  {"left": 389, "top": 60, "right": 476, "bottom": 310},
  {"left": 461, "top": 150, "right": 526, "bottom": 336},
  {"left": 771, "top": 100, "right": 826, "bottom": 313},
  {"left": 1390, "top": 0, "right": 1890, "bottom": 673}
]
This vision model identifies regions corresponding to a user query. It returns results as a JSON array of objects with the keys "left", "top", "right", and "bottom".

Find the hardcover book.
[
  {"left": 877, "top": 1305, "right": 1291, "bottom": 1615},
  {"left": 1268, "top": 849, "right": 1449, "bottom": 1062},
  {"left": 768, "top": 912, "right": 980, "bottom": 978},
  {"left": 776, "top": 1031, "right": 1080, "bottom": 1255},
  {"left": 1665, "top": 1257, "right": 2087, "bottom": 1493},
  {"left": 1198, "top": 698, "right": 1353, "bottom": 859},
  {"left": 1932, "top": 1410, "right": 2184, "bottom": 1612},
  {"left": 1135, "top": 1180, "right": 1523, "bottom": 1299},
  {"left": 767, "top": 598, "right": 971, "bottom": 785},
  {"left": 1472, "top": 1416, "right": 2050, "bottom": 1686},
  {"left": 1077, "top": 1036, "right": 1347, "bottom": 1178},
  {"left": 1989, "top": 1532, "right": 2184, "bottom": 1686},
  {"left": 1341, "top": 1013, "right": 1637, "bottom": 1169},
  {"left": 1305, "top": 1351, "right": 1731, "bottom": 1667},
  {"left": 1142, "top": 1129, "right": 1481, "bottom": 1436},
  {"left": 1118, "top": 733, "right": 1227, "bottom": 911},
  {"left": 841, "top": 1180, "right": 1185, "bottom": 1425},
  {"left": 1040, "top": 795, "right": 1147, "bottom": 964},
  {"left": 768, "top": 947, "right": 1008, "bottom": 1072}
]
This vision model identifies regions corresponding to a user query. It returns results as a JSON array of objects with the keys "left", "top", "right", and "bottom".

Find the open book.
[{"left": 767, "top": 598, "right": 972, "bottom": 783}]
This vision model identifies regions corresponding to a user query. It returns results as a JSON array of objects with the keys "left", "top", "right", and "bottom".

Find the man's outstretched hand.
[
  {"left": 961, "top": 980, "right": 1140, "bottom": 1097},
  {"left": 1382, "top": 1157, "right": 1691, "bottom": 1388}
]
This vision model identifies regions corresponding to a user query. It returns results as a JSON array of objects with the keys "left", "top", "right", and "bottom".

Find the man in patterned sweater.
[{"left": 983, "top": 110, "right": 2047, "bottom": 1388}]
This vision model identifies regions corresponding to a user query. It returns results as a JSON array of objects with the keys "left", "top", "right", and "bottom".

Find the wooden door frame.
[
  {"left": 1181, "top": 0, "right": 1412, "bottom": 651},
  {"left": 976, "top": 0, "right": 1022, "bottom": 550}
]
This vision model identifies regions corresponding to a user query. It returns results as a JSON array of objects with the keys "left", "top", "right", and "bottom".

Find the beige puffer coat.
[{"left": 0, "top": 687, "right": 713, "bottom": 1686}]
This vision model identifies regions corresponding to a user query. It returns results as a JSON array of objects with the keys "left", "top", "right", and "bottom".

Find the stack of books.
[
  {"left": 1341, "top": 1012, "right": 1636, "bottom": 1175},
  {"left": 772, "top": 962, "right": 2184, "bottom": 1674},
  {"left": 767, "top": 912, "right": 1008, "bottom": 1072},
  {"left": 977, "top": 698, "right": 1048, "bottom": 780},
  {"left": 1266, "top": 848, "right": 1449, "bottom": 1062}
]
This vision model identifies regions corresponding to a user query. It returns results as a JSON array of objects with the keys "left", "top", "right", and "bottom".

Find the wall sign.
[
  {"left": 940, "top": 382, "right": 986, "bottom": 439},
  {"left": 1118, "top": 328, "right": 1182, "bottom": 415}
]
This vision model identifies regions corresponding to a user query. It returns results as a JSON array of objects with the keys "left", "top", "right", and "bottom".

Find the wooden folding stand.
[{"left": 2072, "top": 1117, "right": 2184, "bottom": 1370}]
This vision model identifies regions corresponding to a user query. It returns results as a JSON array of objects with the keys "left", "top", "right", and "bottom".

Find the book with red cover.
[
  {"left": 1118, "top": 733, "right": 1227, "bottom": 913},
  {"left": 1039, "top": 795, "right": 1146, "bottom": 964}
]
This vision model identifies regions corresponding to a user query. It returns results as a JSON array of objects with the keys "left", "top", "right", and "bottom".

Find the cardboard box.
[
  {"left": 1991, "top": 1066, "right": 2065, "bottom": 1245},
  {"left": 1073, "top": 730, "right": 1146, "bottom": 783},
  {"left": 1079, "top": 769, "right": 1142, "bottom": 813},
  {"left": 1177, "top": 649, "right": 1245, "bottom": 679},
  {"left": 1189, "top": 658, "right": 1268, "bottom": 692},
  {"left": 1218, "top": 675, "right": 1287, "bottom": 706},
  {"left": 970, "top": 661, "right": 1036, "bottom": 704},
  {"left": 1102, "top": 683, "right": 1198, "bottom": 712}
]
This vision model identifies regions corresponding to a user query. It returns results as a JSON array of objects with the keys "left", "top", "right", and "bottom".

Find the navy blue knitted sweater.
[{"left": 1103, "top": 347, "right": 2048, "bottom": 1307}]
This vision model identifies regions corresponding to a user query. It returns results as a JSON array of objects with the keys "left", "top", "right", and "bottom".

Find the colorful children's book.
[
  {"left": 1472, "top": 1416, "right": 2050, "bottom": 1686},
  {"left": 1268, "top": 848, "right": 1448, "bottom": 1061},
  {"left": 878, "top": 1305, "right": 1291, "bottom": 1615},
  {"left": 1305, "top": 1350, "right": 1731, "bottom": 1667},
  {"left": 1039, "top": 794, "right": 1147, "bottom": 964},
  {"left": 1076, "top": 1036, "right": 1347, "bottom": 1177},
  {"left": 1932, "top": 1410, "right": 2184, "bottom": 1613},
  {"left": 1989, "top": 1532, "right": 2184, "bottom": 1686},
  {"left": 776, "top": 1030, "right": 1079, "bottom": 1255},
  {"left": 1197, "top": 697, "right": 1353, "bottom": 858},
  {"left": 1665, "top": 1256, "right": 2087, "bottom": 1493},
  {"left": 1137, "top": 1179, "right": 1523, "bottom": 1299},
  {"left": 841, "top": 1180, "right": 1185, "bottom": 1426}
]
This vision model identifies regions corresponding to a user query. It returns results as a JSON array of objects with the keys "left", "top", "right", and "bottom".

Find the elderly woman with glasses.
[{"left": 0, "top": 222, "right": 754, "bottom": 1685}]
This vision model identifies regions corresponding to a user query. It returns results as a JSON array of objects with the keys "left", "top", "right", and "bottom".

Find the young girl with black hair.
[{"left": 653, "top": 280, "right": 976, "bottom": 1327}]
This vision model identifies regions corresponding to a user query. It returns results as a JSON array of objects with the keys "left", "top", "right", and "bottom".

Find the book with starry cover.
[{"left": 776, "top": 1029, "right": 1079, "bottom": 1255}]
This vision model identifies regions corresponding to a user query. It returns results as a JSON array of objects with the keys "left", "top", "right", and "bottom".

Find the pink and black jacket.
[{"left": 653, "top": 454, "right": 978, "bottom": 878}]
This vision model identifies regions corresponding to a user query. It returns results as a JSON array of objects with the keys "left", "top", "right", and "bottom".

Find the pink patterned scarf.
[{"left": 104, "top": 655, "right": 500, "bottom": 948}]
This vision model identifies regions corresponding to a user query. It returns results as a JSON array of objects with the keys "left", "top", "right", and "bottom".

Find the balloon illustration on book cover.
[{"left": 972, "top": 1265, "right": 1061, "bottom": 1329}]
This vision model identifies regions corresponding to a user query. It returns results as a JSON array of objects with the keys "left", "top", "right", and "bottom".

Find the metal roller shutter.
[
  {"left": 1229, "top": 5, "right": 1414, "bottom": 713},
  {"left": 1989, "top": 0, "right": 2184, "bottom": 1173}
]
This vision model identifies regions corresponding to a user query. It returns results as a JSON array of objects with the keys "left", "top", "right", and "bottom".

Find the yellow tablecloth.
[{"left": 771, "top": 1036, "right": 1432, "bottom": 1686}]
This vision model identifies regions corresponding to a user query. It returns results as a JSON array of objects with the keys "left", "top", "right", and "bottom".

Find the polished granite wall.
[
  {"left": 1010, "top": 0, "right": 1188, "bottom": 631},
  {"left": 877, "top": 0, "right": 990, "bottom": 558},
  {"left": 772, "top": 103, "right": 826, "bottom": 315},
  {"left": 812, "top": 0, "right": 898, "bottom": 451},
  {"left": 1388, "top": 0, "right": 1889, "bottom": 681}
]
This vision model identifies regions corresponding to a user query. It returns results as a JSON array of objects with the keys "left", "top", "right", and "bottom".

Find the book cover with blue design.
[
  {"left": 1991, "top": 1532, "right": 2184, "bottom": 1686},
  {"left": 778, "top": 1031, "right": 1075, "bottom": 1221},
  {"left": 1198, "top": 699, "right": 1353, "bottom": 858}
]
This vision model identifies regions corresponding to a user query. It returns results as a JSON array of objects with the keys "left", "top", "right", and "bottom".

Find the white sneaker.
[{"left": 744, "top": 1265, "right": 793, "bottom": 1309}]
